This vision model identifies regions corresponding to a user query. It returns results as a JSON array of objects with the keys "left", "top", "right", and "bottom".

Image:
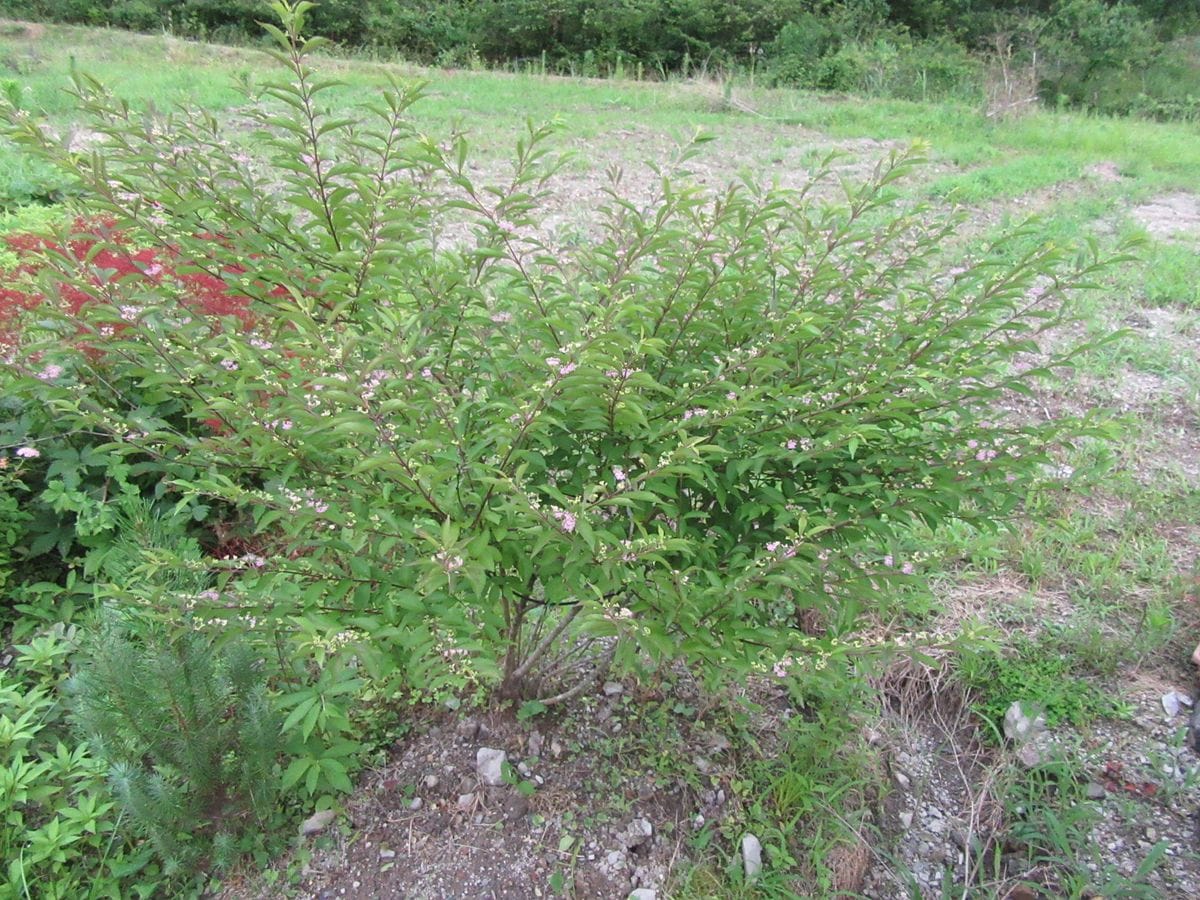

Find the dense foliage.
[
  {"left": 5, "top": 0, "right": 1199, "bottom": 115},
  {"left": 0, "top": 0, "right": 1118, "bottom": 886}
]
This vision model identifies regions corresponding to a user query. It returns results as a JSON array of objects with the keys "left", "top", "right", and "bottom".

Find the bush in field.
[{"left": 2, "top": 0, "right": 1111, "bottom": 722}]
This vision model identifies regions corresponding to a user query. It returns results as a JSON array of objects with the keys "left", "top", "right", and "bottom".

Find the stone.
[
  {"left": 1017, "top": 744, "right": 1043, "bottom": 768},
  {"left": 528, "top": 730, "right": 544, "bottom": 758},
  {"left": 603, "top": 681, "right": 625, "bottom": 696},
  {"left": 625, "top": 818, "right": 653, "bottom": 849},
  {"left": 300, "top": 810, "right": 337, "bottom": 836},
  {"left": 457, "top": 792, "right": 477, "bottom": 811},
  {"left": 629, "top": 891, "right": 657, "bottom": 900},
  {"left": 899, "top": 811, "right": 913, "bottom": 829},
  {"left": 379, "top": 849, "right": 396, "bottom": 860},
  {"left": 408, "top": 797, "right": 423, "bottom": 811},
  {"left": 1004, "top": 701, "right": 1046, "bottom": 743},
  {"left": 893, "top": 770, "right": 911, "bottom": 790},
  {"left": 504, "top": 795, "right": 531, "bottom": 821},
  {"left": 1086, "top": 782, "right": 1107, "bottom": 800},
  {"left": 742, "top": 833, "right": 763, "bottom": 881},
  {"left": 477, "top": 747, "right": 508, "bottom": 786},
  {"left": 604, "top": 849, "right": 629, "bottom": 874},
  {"left": 1162, "top": 691, "right": 1193, "bottom": 717},
  {"left": 423, "top": 774, "right": 440, "bottom": 790},
  {"left": 457, "top": 719, "right": 481, "bottom": 741}
]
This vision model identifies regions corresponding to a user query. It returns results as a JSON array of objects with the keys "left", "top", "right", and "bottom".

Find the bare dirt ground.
[{"left": 1131, "top": 193, "right": 1200, "bottom": 242}]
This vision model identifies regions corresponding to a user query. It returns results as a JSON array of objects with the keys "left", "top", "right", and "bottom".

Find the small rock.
[
  {"left": 1017, "top": 744, "right": 1043, "bottom": 768},
  {"left": 603, "top": 681, "right": 625, "bottom": 696},
  {"left": 695, "top": 757, "right": 713, "bottom": 775},
  {"left": 457, "top": 792, "right": 477, "bottom": 810},
  {"left": 629, "top": 890, "right": 657, "bottom": 900},
  {"left": 300, "top": 810, "right": 337, "bottom": 836},
  {"left": 409, "top": 797, "right": 423, "bottom": 811},
  {"left": 1004, "top": 701, "right": 1046, "bottom": 743},
  {"left": 625, "top": 818, "right": 653, "bottom": 849},
  {"left": 1086, "top": 782, "right": 1107, "bottom": 800},
  {"left": 1145, "top": 827, "right": 1158, "bottom": 842},
  {"left": 899, "top": 811, "right": 914, "bottom": 829},
  {"left": 518, "top": 762, "right": 533, "bottom": 778},
  {"left": 893, "top": 770, "right": 911, "bottom": 790},
  {"left": 457, "top": 719, "right": 481, "bottom": 741},
  {"left": 605, "top": 849, "right": 628, "bottom": 871},
  {"left": 505, "top": 795, "right": 531, "bottom": 821},
  {"left": 742, "top": 833, "right": 763, "bottom": 881},
  {"left": 423, "top": 774, "right": 440, "bottom": 790},
  {"left": 379, "top": 849, "right": 396, "bottom": 860},
  {"left": 692, "top": 814, "right": 705, "bottom": 831},
  {"left": 528, "top": 730, "right": 544, "bottom": 758},
  {"left": 477, "top": 747, "right": 508, "bottom": 786},
  {"left": 550, "top": 738, "right": 564, "bottom": 758},
  {"left": 1162, "top": 691, "right": 1193, "bottom": 717}
]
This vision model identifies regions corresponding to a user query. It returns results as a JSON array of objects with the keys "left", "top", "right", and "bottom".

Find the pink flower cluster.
[
  {"left": 435, "top": 550, "right": 464, "bottom": 572},
  {"left": 281, "top": 486, "right": 329, "bottom": 514},
  {"left": 765, "top": 541, "right": 799, "bottom": 560},
  {"left": 551, "top": 507, "right": 577, "bottom": 533},
  {"left": 361, "top": 369, "right": 389, "bottom": 401},
  {"left": 882, "top": 555, "right": 915, "bottom": 575}
]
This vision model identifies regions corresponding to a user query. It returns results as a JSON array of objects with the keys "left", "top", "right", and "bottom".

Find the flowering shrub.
[{"left": 2, "top": 2, "right": 1111, "bottom": 716}]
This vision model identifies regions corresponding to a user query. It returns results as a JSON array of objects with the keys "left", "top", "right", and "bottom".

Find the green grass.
[
  {"left": 1141, "top": 243, "right": 1200, "bottom": 308},
  {"left": 5, "top": 21, "right": 1200, "bottom": 200}
]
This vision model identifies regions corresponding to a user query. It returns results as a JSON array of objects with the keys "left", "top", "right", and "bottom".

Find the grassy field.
[{"left": 2, "top": 18, "right": 1200, "bottom": 899}]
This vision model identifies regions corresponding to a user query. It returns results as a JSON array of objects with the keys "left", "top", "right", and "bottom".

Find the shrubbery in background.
[
  {"left": 0, "top": 0, "right": 1121, "bottom": 885},
  {"left": 3, "top": 0, "right": 1198, "bottom": 117}
]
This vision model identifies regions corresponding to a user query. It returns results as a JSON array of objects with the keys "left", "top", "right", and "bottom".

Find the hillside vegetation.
[{"left": 5, "top": 0, "right": 1200, "bottom": 118}]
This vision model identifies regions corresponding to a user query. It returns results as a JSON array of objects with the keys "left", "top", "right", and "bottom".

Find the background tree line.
[{"left": 5, "top": 1, "right": 1200, "bottom": 116}]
